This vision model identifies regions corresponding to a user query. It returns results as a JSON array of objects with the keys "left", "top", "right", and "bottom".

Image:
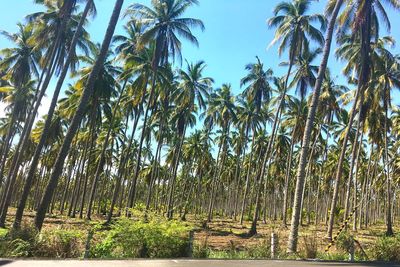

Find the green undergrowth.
[
  {"left": 0, "top": 217, "right": 399, "bottom": 262},
  {"left": 90, "top": 218, "right": 192, "bottom": 258},
  {"left": 0, "top": 215, "right": 193, "bottom": 259}
]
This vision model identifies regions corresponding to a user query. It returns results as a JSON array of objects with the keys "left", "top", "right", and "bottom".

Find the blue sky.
[{"left": 1, "top": 0, "right": 400, "bottom": 114}]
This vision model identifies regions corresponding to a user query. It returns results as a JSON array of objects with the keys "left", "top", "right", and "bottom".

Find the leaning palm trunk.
[
  {"left": 286, "top": 0, "right": 344, "bottom": 253},
  {"left": 12, "top": 0, "right": 93, "bottom": 229},
  {"left": 34, "top": 0, "right": 124, "bottom": 231},
  {"left": 326, "top": 70, "right": 363, "bottom": 239},
  {"left": 326, "top": 0, "right": 372, "bottom": 241}
]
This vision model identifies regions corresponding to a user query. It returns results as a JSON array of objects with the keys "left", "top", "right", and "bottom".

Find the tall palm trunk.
[
  {"left": 13, "top": 1, "right": 92, "bottom": 229},
  {"left": 326, "top": 0, "right": 372, "bottom": 241},
  {"left": 34, "top": 0, "right": 124, "bottom": 231},
  {"left": 286, "top": 0, "right": 344, "bottom": 253}
]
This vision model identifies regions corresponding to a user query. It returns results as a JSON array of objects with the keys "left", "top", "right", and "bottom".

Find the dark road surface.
[{"left": 0, "top": 260, "right": 399, "bottom": 267}]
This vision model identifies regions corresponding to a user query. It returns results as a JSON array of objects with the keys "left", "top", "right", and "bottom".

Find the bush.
[
  {"left": 0, "top": 225, "right": 37, "bottom": 257},
  {"left": 7, "top": 239, "right": 32, "bottom": 257},
  {"left": 336, "top": 231, "right": 354, "bottom": 254},
  {"left": 91, "top": 218, "right": 191, "bottom": 258},
  {"left": 35, "top": 228, "right": 85, "bottom": 258},
  {"left": 372, "top": 234, "right": 400, "bottom": 262},
  {"left": 0, "top": 225, "right": 86, "bottom": 258}
]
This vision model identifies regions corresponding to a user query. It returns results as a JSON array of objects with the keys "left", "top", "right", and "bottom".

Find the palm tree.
[
  {"left": 165, "top": 60, "right": 213, "bottom": 218},
  {"left": 0, "top": 0, "right": 93, "bottom": 226},
  {"left": 326, "top": 0, "right": 400, "bottom": 240},
  {"left": 0, "top": 23, "right": 39, "bottom": 181},
  {"left": 261, "top": 1, "right": 326, "bottom": 236},
  {"left": 280, "top": 47, "right": 320, "bottom": 226},
  {"left": 124, "top": 0, "right": 204, "bottom": 212},
  {"left": 176, "top": 60, "right": 214, "bottom": 111},
  {"left": 268, "top": 0, "right": 326, "bottom": 103},
  {"left": 13, "top": 0, "right": 94, "bottom": 229},
  {"left": 286, "top": 0, "right": 345, "bottom": 253},
  {"left": 236, "top": 97, "right": 268, "bottom": 225},
  {"left": 203, "top": 84, "right": 237, "bottom": 222},
  {"left": 241, "top": 56, "right": 273, "bottom": 112},
  {"left": 0, "top": 79, "right": 36, "bottom": 226},
  {"left": 0, "top": 23, "right": 39, "bottom": 87},
  {"left": 288, "top": 48, "right": 321, "bottom": 102},
  {"left": 373, "top": 46, "right": 400, "bottom": 235},
  {"left": 34, "top": 0, "right": 124, "bottom": 231}
]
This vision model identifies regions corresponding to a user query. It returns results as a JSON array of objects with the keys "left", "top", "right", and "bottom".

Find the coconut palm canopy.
[{"left": 0, "top": 0, "right": 399, "bottom": 257}]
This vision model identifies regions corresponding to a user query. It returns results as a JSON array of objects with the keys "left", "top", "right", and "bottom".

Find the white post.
[{"left": 271, "top": 232, "right": 276, "bottom": 259}]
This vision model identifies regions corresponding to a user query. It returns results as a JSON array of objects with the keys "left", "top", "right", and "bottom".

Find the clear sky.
[{"left": 1, "top": 0, "right": 400, "bottom": 117}]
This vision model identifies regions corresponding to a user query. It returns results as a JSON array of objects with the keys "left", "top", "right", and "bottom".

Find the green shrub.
[
  {"left": 372, "top": 234, "right": 400, "bottom": 262},
  {"left": 336, "top": 231, "right": 354, "bottom": 254},
  {"left": 8, "top": 239, "right": 32, "bottom": 257},
  {"left": 35, "top": 228, "right": 84, "bottom": 258},
  {"left": 0, "top": 225, "right": 37, "bottom": 257},
  {"left": 0, "top": 229, "right": 8, "bottom": 238},
  {"left": 92, "top": 218, "right": 191, "bottom": 258}
]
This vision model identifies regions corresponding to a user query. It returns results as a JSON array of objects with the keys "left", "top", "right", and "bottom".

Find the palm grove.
[{"left": 0, "top": 0, "right": 399, "bottom": 254}]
